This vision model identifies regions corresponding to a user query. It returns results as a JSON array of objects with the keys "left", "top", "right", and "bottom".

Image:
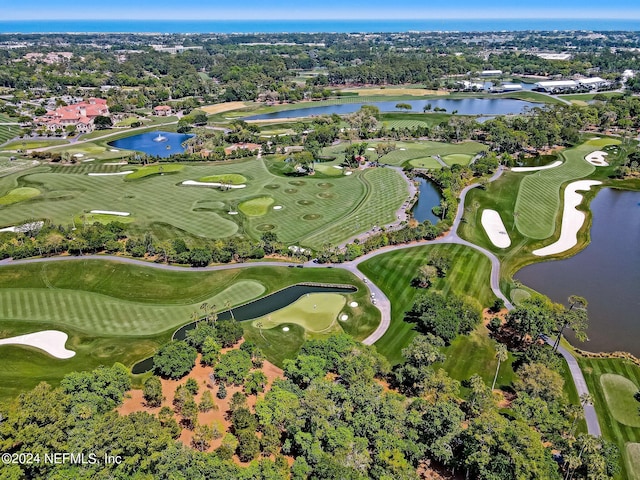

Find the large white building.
[{"left": 533, "top": 77, "right": 610, "bottom": 93}]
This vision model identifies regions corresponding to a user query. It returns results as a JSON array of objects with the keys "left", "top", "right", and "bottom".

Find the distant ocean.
[{"left": 1, "top": 19, "right": 640, "bottom": 34}]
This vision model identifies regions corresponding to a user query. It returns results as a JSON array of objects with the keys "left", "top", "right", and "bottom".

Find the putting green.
[
  {"left": 585, "top": 137, "right": 622, "bottom": 147},
  {"left": 198, "top": 173, "right": 247, "bottom": 185},
  {"left": 126, "top": 164, "right": 183, "bottom": 180},
  {"left": 239, "top": 196, "right": 274, "bottom": 216},
  {"left": 600, "top": 374, "right": 640, "bottom": 427},
  {"left": 0, "top": 187, "right": 41, "bottom": 205},
  {"left": 626, "top": 443, "right": 640, "bottom": 480},
  {"left": 510, "top": 288, "right": 531, "bottom": 304},
  {"left": 409, "top": 157, "right": 442, "bottom": 169},
  {"left": 252, "top": 293, "right": 346, "bottom": 333},
  {"left": 442, "top": 153, "right": 472, "bottom": 166},
  {"left": 313, "top": 164, "right": 344, "bottom": 177}
]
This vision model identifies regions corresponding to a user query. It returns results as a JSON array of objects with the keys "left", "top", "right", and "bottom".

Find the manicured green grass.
[
  {"left": 3, "top": 139, "right": 68, "bottom": 150},
  {"left": 252, "top": 292, "right": 346, "bottom": 333},
  {"left": 600, "top": 374, "right": 640, "bottom": 427},
  {"left": 627, "top": 444, "right": 640, "bottom": 480},
  {"left": 75, "top": 213, "right": 136, "bottom": 225},
  {"left": 125, "top": 164, "right": 184, "bottom": 180},
  {"left": 0, "top": 125, "right": 22, "bottom": 145},
  {"left": 409, "top": 157, "right": 442, "bottom": 169},
  {"left": 198, "top": 173, "right": 247, "bottom": 184},
  {"left": 358, "top": 243, "right": 496, "bottom": 364},
  {"left": 514, "top": 144, "right": 598, "bottom": 239},
  {"left": 313, "top": 163, "right": 345, "bottom": 176},
  {"left": 242, "top": 323, "right": 306, "bottom": 367},
  {"left": 239, "top": 196, "right": 275, "bottom": 216},
  {"left": 0, "top": 260, "right": 377, "bottom": 401},
  {"left": 0, "top": 186, "right": 40, "bottom": 205},
  {"left": 585, "top": 137, "right": 622, "bottom": 148},
  {"left": 495, "top": 90, "right": 567, "bottom": 105},
  {"left": 376, "top": 140, "right": 486, "bottom": 167},
  {"left": 577, "top": 356, "right": 640, "bottom": 480},
  {"left": 0, "top": 156, "right": 35, "bottom": 177},
  {"left": 0, "top": 157, "right": 406, "bottom": 249},
  {"left": 442, "top": 153, "right": 473, "bottom": 166}
]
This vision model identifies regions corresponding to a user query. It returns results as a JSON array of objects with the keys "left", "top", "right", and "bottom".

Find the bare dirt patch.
[{"left": 200, "top": 102, "right": 249, "bottom": 115}]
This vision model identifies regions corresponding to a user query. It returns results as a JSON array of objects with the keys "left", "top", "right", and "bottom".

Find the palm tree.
[
  {"left": 225, "top": 300, "right": 235, "bottom": 321},
  {"left": 191, "top": 311, "right": 199, "bottom": 326},
  {"left": 199, "top": 302, "right": 209, "bottom": 322},
  {"left": 491, "top": 343, "right": 508, "bottom": 390},
  {"left": 553, "top": 295, "right": 588, "bottom": 352},
  {"left": 256, "top": 321, "right": 266, "bottom": 341}
]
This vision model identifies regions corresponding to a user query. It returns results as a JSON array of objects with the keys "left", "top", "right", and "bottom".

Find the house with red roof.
[
  {"left": 153, "top": 105, "right": 172, "bottom": 116},
  {"left": 36, "top": 98, "right": 109, "bottom": 134}
]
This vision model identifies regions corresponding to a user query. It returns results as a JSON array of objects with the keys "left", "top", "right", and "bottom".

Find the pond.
[
  {"left": 132, "top": 283, "right": 357, "bottom": 374},
  {"left": 108, "top": 131, "right": 194, "bottom": 158},
  {"left": 514, "top": 154, "right": 559, "bottom": 168},
  {"left": 245, "top": 98, "right": 538, "bottom": 121},
  {"left": 412, "top": 177, "right": 442, "bottom": 225},
  {"left": 515, "top": 188, "right": 640, "bottom": 355}
]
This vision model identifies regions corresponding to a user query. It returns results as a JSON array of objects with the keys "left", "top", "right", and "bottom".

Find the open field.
[
  {"left": 577, "top": 356, "right": 640, "bottom": 480},
  {"left": 358, "top": 243, "right": 496, "bottom": 364},
  {"left": 0, "top": 157, "right": 407, "bottom": 249},
  {"left": 378, "top": 140, "right": 486, "bottom": 167},
  {"left": 201, "top": 101, "right": 251, "bottom": 114},
  {"left": 339, "top": 87, "right": 448, "bottom": 96},
  {"left": 2, "top": 139, "right": 69, "bottom": 150},
  {"left": 0, "top": 260, "right": 376, "bottom": 401},
  {"left": 252, "top": 292, "right": 346, "bottom": 333}
]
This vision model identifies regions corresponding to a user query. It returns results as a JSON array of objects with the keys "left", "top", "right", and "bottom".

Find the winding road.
[{"left": 0, "top": 164, "right": 600, "bottom": 436}]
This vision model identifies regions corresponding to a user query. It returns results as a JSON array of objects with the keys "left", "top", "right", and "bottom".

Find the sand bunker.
[
  {"left": 585, "top": 151, "right": 609, "bottom": 166},
  {"left": 104, "top": 161, "right": 128, "bottom": 165},
  {"left": 399, "top": 148, "right": 406, "bottom": 151},
  {"left": 512, "top": 160, "right": 563, "bottom": 172},
  {"left": 73, "top": 153, "right": 84, "bottom": 158},
  {"left": 0, "top": 221, "right": 44, "bottom": 233},
  {"left": 282, "top": 327, "right": 290, "bottom": 332},
  {"left": 533, "top": 180, "right": 602, "bottom": 256},
  {"left": 82, "top": 158, "right": 95, "bottom": 163},
  {"left": 333, "top": 165, "right": 343, "bottom": 169},
  {"left": 90, "top": 210, "right": 130, "bottom": 216},
  {"left": 345, "top": 171, "right": 353, "bottom": 175},
  {"left": 0, "top": 330, "right": 75, "bottom": 359},
  {"left": 182, "top": 180, "right": 246, "bottom": 189},
  {"left": 88, "top": 171, "right": 134, "bottom": 176},
  {"left": 481, "top": 209, "right": 511, "bottom": 248},
  {"left": 228, "top": 211, "right": 238, "bottom": 215},
  {"left": 109, "top": 149, "right": 119, "bottom": 152},
  {"left": 367, "top": 147, "right": 375, "bottom": 151},
  {"left": 273, "top": 205, "right": 283, "bottom": 210},
  {"left": 0, "top": 226, "right": 17, "bottom": 233},
  {"left": 340, "top": 314, "right": 349, "bottom": 321},
  {"left": 349, "top": 301, "right": 359, "bottom": 307}
]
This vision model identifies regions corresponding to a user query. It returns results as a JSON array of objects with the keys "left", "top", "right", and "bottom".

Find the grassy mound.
[
  {"left": 238, "top": 196, "right": 274, "bottom": 216},
  {"left": 252, "top": 293, "right": 346, "bottom": 333},
  {"left": 198, "top": 173, "right": 247, "bottom": 185},
  {"left": 0, "top": 187, "right": 41, "bottom": 205},
  {"left": 600, "top": 374, "right": 640, "bottom": 427},
  {"left": 125, "top": 164, "right": 183, "bottom": 180}
]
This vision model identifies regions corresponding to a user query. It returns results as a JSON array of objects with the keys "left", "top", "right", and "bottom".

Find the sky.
[{"left": 4, "top": 0, "right": 640, "bottom": 20}]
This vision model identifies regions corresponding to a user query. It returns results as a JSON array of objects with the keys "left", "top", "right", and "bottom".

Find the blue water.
[
  {"left": 2, "top": 19, "right": 640, "bottom": 33},
  {"left": 109, "top": 131, "right": 193, "bottom": 158},
  {"left": 246, "top": 98, "right": 537, "bottom": 120},
  {"left": 412, "top": 177, "right": 442, "bottom": 225}
]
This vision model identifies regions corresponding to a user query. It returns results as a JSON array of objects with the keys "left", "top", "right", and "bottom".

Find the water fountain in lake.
[{"left": 153, "top": 133, "right": 167, "bottom": 142}]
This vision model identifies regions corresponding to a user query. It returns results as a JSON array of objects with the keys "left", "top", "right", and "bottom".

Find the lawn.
[
  {"left": 409, "top": 157, "right": 443, "bottom": 169},
  {"left": 358, "top": 243, "right": 496, "bottom": 364},
  {"left": 0, "top": 186, "right": 41, "bottom": 205},
  {"left": 125, "top": 164, "right": 184, "bottom": 180},
  {"left": 577, "top": 356, "right": 640, "bottom": 480},
  {"left": 0, "top": 260, "right": 376, "bottom": 402},
  {"left": 0, "top": 157, "right": 406, "bottom": 249},
  {"left": 600, "top": 374, "right": 640, "bottom": 427},
  {"left": 3, "top": 139, "right": 69, "bottom": 150},
  {"left": 0, "top": 125, "right": 22, "bottom": 145},
  {"left": 514, "top": 143, "right": 598, "bottom": 239},
  {"left": 376, "top": 140, "right": 486, "bottom": 167},
  {"left": 628, "top": 444, "right": 640, "bottom": 480},
  {"left": 252, "top": 292, "right": 346, "bottom": 333},
  {"left": 198, "top": 173, "right": 247, "bottom": 184},
  {"left": 239, "top": 196, "right": 275, "bottom": 216},
  {"left": 0, "top": 156, "right": 35, "bottom": 177}
]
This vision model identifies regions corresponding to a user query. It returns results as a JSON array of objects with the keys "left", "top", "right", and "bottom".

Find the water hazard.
[
  {"left": 515, "top": 189, "right": 640, "bottom": 355},
  {"left": 412, "top": 177, "right": 442, "bottom": 225},
  {"left": 109, "top": 131, "right": 194, "bottom": 158}
]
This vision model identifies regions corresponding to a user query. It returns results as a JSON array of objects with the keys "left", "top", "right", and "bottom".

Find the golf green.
[
  {"left": 600, "top": 373, "right": 640, "bottom": 427},
  {"left": 253, "top": 293, "right": 346, "bottom": 333}
]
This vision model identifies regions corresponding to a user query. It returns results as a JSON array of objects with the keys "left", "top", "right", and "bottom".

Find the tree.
[
  {"left": 514, "top": 362, "right": 565, "bottom": 404},
  {"left": 215, "top": 350, "right": 252, "bottom": 385},
  {"left": 181, "top": 397, "right": 199, "bottom": 429},
  {"left": 93, "top": 115, "right": 112, "bottom": 130},
  {"left": 154, "top": 341, "right": 198, "bottom": 380},
  {"left": 215, "top": 319, "right": 244, "bottom": 347},
  {"left": 192, "top": 424, "right": 214, "bottom": 451},
  {"left": 143, "top": 376, "right": 164, "bottom": 407},
  {"left": 283, "top": 355, "right": 327, "bottom": 387},
  {"left": 184, "top": 378, "right": 199, "bottom": 395},
  {"left": 158, "top": 406, "right": 181, "bottom": 438},
  {"left": 199, "top": 390, "right": 216, "bottom": 412},
  {"left": 553, "top": 295, "right": 588, "bottom": 352},
  {"left": 491, "top": 343, "right": 509, "bottom": 390},
  {"left": 236, "top": 429, "right": 261, "bottom": 462},
  {"left": 395, "top": 103, "right": 412, "bottom": 111},
  {"left": 413, "top": 264, "right": 438, "bottom": 288},
  {"left": 201, "top": 337, "right": 222, "bottom": 366},
  {"left": 245, "top": 371, "right": 267, "bottom": 395},
  {"left": 217, "top": 383, "right": 227, "bottom": 399}
]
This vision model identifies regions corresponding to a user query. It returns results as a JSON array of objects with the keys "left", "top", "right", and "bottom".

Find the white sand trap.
[
  {"left": 104, "top": 161, "right": 128, "bottom": 165},
  {"left": 512, "top": 160, "right": 563, "bottom": 172},
  {"left": 340, "top": 314, "right": 349, "bottom": 321},
  {"left": 90, "top": 210, "right": 130, "bottom": 216},
  {"left": 367, "top": 147, "right": 375, "bottom": 151},
  {"left": 345, "top": 171, "right": 353, "bottom": 175},
  {"left": 481, "top": 209, "right": 511, "bottom": 248},
  {"left": 82, "top": 158, "right": 95, "bottom": 163},
  {"left": 73, "top": 153, "right": 84, "bottom": 158},
  {"left": 0, "top": 221, "right": 44, "bottom": 233},
  {"left": 349, "top": 301, "right": 358, "bottom": 307},
  {"left": 0, "top": 330, "right": 75, "bottom": 359},
  {"left": 333, "top": 165, "right": 344, "bottom": 169},
  {"left": 109, "top": 149, "right": 119, "bottom": 152},
  {"left": 585, "top": 151, "right": 609, "bottom": 167},
  {"left": 282, "top": 327, "right": 290, "bottom": 332},
  {"left": 88, "top": 171, "right": 134, "bottom": 176},
  {"left": 533, "top": 180, "right": 602, "bottom": 256},
  {"left": 273, "top": 205, "right": 283, "bottom": 210},
  {"left": 181, "top": 180, "right": 246, "bottom": 189},
  {"left": 399, "top": 148, "right": 406, "bottom": 151},
  {"left": 228, "top": 211, "right": 238, "bottom": 215},
  {"left": 0, "top": 226, "right": 17, "bottom": 233}
]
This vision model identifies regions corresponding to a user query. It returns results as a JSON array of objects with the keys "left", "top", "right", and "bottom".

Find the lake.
[
  {"left": 412, "top": 177, "right": 442, "bottom": 225},
  {"left": 246, "top": 98, "right": 538, "bottom": 121},
  {"left": 515, "top": 188, "right": 640, "bottom": 355},
  {"left": 109, "top": 131, "right": 194, "bottom": 158}
]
